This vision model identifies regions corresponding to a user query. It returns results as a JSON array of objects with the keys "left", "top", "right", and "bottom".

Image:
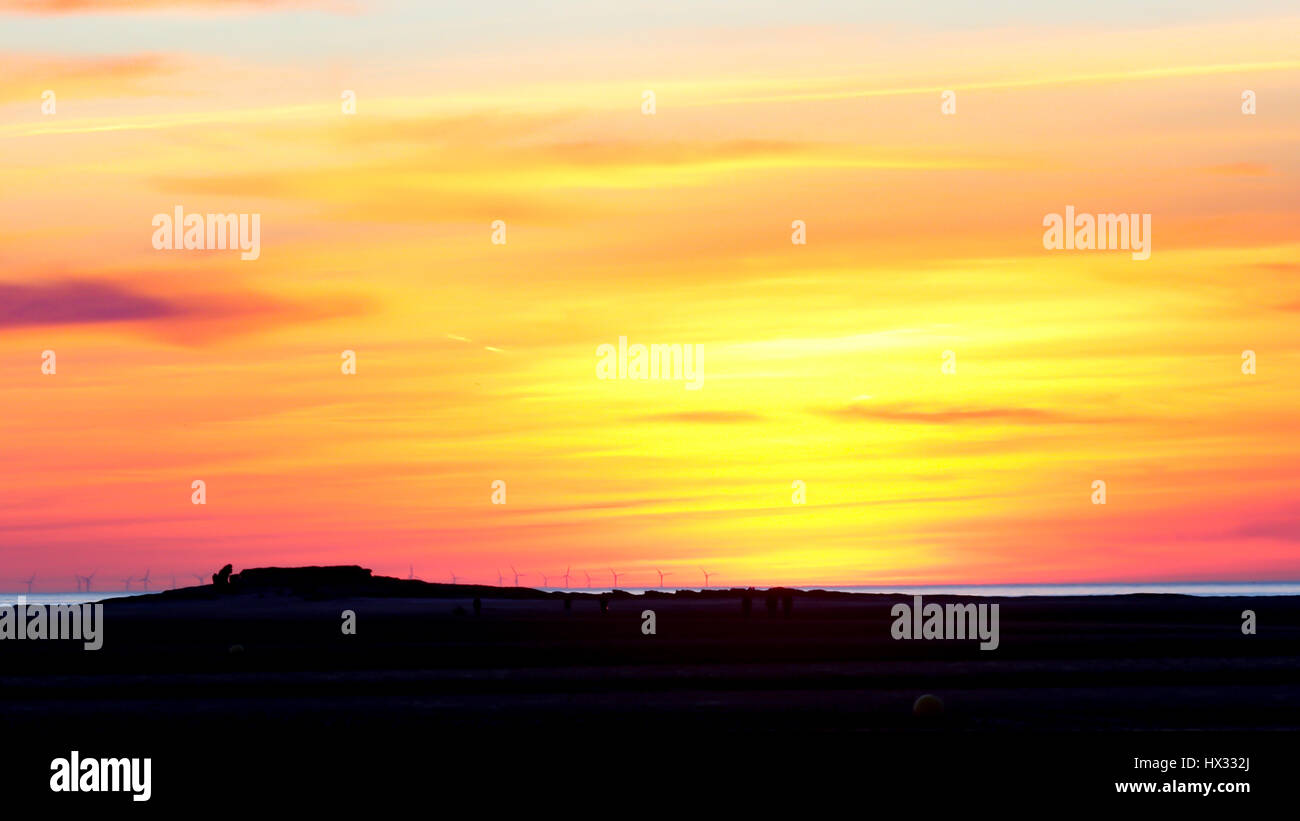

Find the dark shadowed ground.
[{"left": 2, "top": 575, "right": 1295, "bottom": 807}]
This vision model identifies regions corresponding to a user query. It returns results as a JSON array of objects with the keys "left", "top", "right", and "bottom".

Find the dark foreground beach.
[{"left": 3, "top": 568, "right": 1296, "bottom": 807}]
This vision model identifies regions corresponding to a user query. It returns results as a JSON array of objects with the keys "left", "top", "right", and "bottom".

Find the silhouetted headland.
[
  {"left": 1, "top": 566, "right": 1296, "bottom": 754},
  {"left": 4, "top": 564, "right": 1296, "bottom": 805}
]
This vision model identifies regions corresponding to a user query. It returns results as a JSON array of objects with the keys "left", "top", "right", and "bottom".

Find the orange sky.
[{"left": 2, "top": 5, "right": 1298, "bottom": 589}]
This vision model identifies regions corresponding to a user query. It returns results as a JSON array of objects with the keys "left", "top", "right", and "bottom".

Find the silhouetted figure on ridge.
[{"left": 212, "top": 564, "right": 233, "bottom": 588}]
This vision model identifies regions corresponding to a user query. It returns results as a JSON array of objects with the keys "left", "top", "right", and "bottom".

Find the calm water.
[
  {"left": 536, "top": 582, "right": 1300, "bottom": 597},
  {"left": 0, "top": 592, "right": 144, "bottom": 607},
  {"left": 822, "top": 582, "right": 1300, "bottom": 597}
]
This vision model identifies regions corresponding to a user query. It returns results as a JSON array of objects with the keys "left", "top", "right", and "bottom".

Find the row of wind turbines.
[
  {"left": 10, "top": 570, "right": 213, "bottom": 594},
  {"left": 409, "top": 564, "right": 721, "bottom": 589},
  {"left": 12, "top": 566, "right": 724, "bottom": 594}
]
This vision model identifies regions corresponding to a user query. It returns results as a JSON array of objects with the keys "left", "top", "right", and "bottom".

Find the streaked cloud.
[
  {"left": 820, "top": 402, "right": 1125, "bottom": 426},
  {"left": 0, "top": 53, "right": 173, "bottom": 104},
  {"left": 0, "top": 279, "right": 178, "bottom": 327},
  {"left": 0, "top": 0, "right": 337, "bottom": 14},
  {"left": 0, "top": 278, "right": 368, "bottom": 341},
  {"left": 630, "top": 412, "right": 765, "bottom": 424}
]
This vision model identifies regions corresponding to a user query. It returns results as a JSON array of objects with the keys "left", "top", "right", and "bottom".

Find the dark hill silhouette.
[{"left": 146, "top": 564, "right": 825, "bottom": 602}]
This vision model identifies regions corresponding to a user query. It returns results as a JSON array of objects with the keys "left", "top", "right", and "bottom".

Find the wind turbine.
[
  {"left": 540, "top": 573, "right": 550, "bottom": 587},
  {"left": 74, "top": 575, "right": 83, "bottom": 593},
  {"left": 700, "top": 568, "right": 715, "bottom": 588},
  {"left": 609, "top": 568, "right": 624, "bottom": 588},
  {"left": 655, "top": 568, "right": 673, "bottom": 589},
  {"left": 448, "top": 571, "right": 459, "bottom": 585},
  {"left": 561, "top": 566, "right": 571, "bottom": 589},
  {"left": 496, "top": 568, "right": 505, "bottom": 586},
  {"left": 138, "top": 569, "right": 151, "bottom": 592},
  {"left": 510, "top": 565, "right": 523, "bottom": 587},
  {"left": 120, "top": 576, "right": 134, "bottom": 592},
  {"left": 583, "top": 571, "right": 593, "bottom": 588},
  {"left": 408, "top": 564, "right": 415, "bottom": 580},
  {"left": 82, "top": 571, "right": 96, "bottom": 593},
  {"left": 22, "top": 574, "right": 36, "bottom": 594},
  {"left": 192, "top": 573, "right": 206, "bottom": 586}
]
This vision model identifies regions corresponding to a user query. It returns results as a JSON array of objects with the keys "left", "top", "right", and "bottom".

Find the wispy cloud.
[
  {"left": 0, "top": 279, "right": 178, "bottom": 327},
  {"left": 0, "top": 278, "right": 368, "bottom": 341},
  {"left": 0, "top": 53, "right": 173, "bottom": 104},
  {"left": 630, "top": 411, "right": 765, "bottom": 424},
  {"left": 820, "top": 402, "right": 1126, "bottom": 426},
  {"left": 1201, "top": 163, "right": 1274, "bottom": 177},
  {"left": 0, "top": 0, "right": 339, "bottom": 15}
]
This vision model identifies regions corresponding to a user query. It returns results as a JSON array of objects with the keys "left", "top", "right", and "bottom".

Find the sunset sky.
[{"left": 2, "top": 1, "right": 1298, "bottom": 589}]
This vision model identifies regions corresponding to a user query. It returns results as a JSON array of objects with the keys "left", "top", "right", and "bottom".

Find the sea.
[
  {"left": 4, "top": 582, "right": 1300, "bottom": 605},
  {"left": 820, "top": 582, "right": 1300, "bottom": 597},
  {"left": 508, "top": 582, "right": 1300, "bottom": 597},
  {"left": 0, "top": 592, "right": 142, "bottom": 607}
]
